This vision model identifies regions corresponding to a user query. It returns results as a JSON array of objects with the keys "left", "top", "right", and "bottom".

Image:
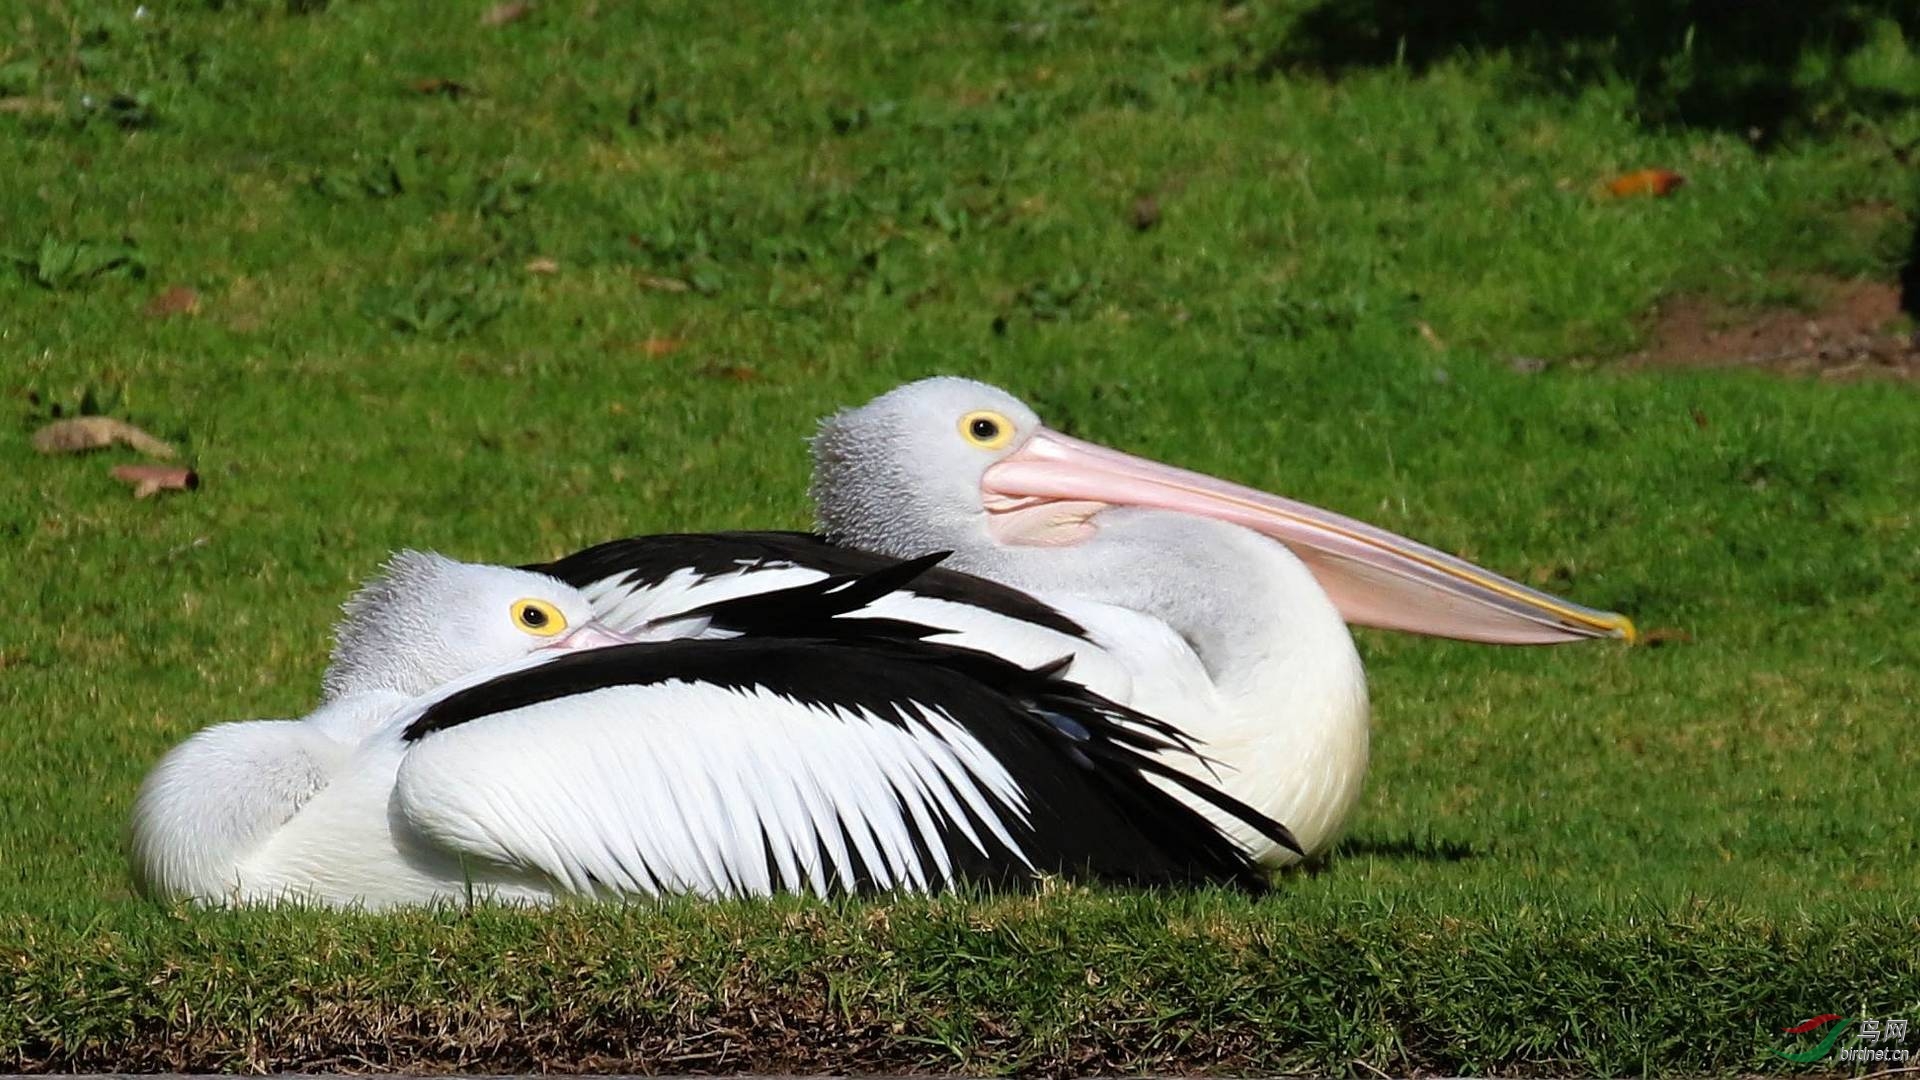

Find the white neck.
[{"left": 949, "top": 509, "right": 1372, "bottom": 858}]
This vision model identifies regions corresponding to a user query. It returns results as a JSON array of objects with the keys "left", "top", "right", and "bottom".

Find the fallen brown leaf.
[
  {"left": 1606, "top": 168, "right": 1686, "bottom": 198},
  {"left": 1417, "top": 321, "right": 1447, "bottom": 350},
  {"left": 1639, "top": 627, "right": 1693, "bottom": 647},
  {"left": 480, "top": 1, "right": 530, "bottom": 26},
  {"left": 0, "top": 97, "right": 63, "bottom": 116},
  {"left": 410, "top": 77, "right": 472, "bottom": 97},
  {"left": 144, "top": 285, "right": 201, "bottom": 318},
  {"left": 32, "top": 417, "right": 177, "bottom": 459},
  {"left": 635, "top": 273, "right": 691, "bottom": 293},
  {"left": 640, "top": 336, "right": 683, "bottom": 358},
  {"left": 701, "top": 361, "right": 758, "bottom": 382},
  {"left": 110, "top": 463, "right": 199, "bottom": 498},
  {"left": 525, "top": 256, "right": 560, "bottom": 274}
]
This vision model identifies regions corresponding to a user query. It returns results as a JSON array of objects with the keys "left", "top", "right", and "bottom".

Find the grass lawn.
[{"left": 3, "top": 0, "right": 1918, "bottom": 1073}]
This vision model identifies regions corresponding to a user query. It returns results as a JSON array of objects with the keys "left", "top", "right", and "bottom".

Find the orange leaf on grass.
[
  {"left": 144, "top": 285, "right": 201, "bottom": 318},
  {"left": 1606, "top": 169, "right": 1686, "bottom": 198}
]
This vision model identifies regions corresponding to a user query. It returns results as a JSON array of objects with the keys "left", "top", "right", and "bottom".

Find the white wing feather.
[
  {"left": 391, "top": 681, "right": 1035, "bottom": 898},
  {"left": 585, "top": 564, "right": 829, "bottom": 639}
]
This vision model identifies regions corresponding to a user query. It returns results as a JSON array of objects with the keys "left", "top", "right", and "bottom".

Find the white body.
[{"left": 1036, "top": 542, "right": 1370, "bottom": 861}]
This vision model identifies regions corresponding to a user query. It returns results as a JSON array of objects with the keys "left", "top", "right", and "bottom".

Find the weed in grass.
[
  {"left": 16, "top": 381, "right": 129, "bottom": 426},
  {"left": 5, "top": 234, "right": 146, "bottom": 291},
  {"left": 371, "top": 263, "right": 518, "bottom": 339}
]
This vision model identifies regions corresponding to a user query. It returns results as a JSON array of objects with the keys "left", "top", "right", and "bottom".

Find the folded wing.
[{"left": 392, "top": 633, "right": 1295, "bottom": 898}]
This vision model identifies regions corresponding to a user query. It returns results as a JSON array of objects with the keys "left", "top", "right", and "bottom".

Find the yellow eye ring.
[
  {"left": 959, "top": 410, "right": 1014, "bottom": 450},
  {"left": 511, "top": 598, "right": 568, "bottom": 638}
]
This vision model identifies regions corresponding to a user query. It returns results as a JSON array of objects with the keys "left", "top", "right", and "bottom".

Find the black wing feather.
[
  {"left": 659, "top": 551, "right": 952, "bottom": 639},
  {"left": 526, "top": 530, "right": 1089, "bottom": 639}
]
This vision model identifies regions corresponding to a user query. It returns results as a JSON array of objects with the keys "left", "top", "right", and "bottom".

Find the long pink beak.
[
  {"left": 540, "top": 620, "right": 635, "bottom": 653},
  {"left": 981, "top": 429, "right": 1636, "bottom": 645}
]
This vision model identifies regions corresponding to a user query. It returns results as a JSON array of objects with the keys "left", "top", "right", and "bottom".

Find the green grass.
[
  {"left": 4, "top": 0, "right": 1918, "bottom": 1073},
  {"left": 6, "top": 894, "right": 1919, "bottom": 1075}
]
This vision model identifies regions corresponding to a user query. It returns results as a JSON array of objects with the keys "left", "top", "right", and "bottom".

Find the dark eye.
[
  {"left": 959, "top": 409, "right": 1014, "bottom": 449},
  {"left": 511, "top": 598, "right": 568, "bottom": 637}
]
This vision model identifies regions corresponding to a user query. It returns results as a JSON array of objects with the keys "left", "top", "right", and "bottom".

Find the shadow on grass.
[
  {"left": 1324, "top": 832, "right": 1483, "bottom": 864},
  {"left": 1902, "top": 210, "right": 1920, "bottom": 326},
  {"left": 1242, "top": 0, "right": 1919, "bottom": 146}
]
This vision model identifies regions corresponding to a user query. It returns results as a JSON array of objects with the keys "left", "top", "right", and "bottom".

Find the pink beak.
[
  {"left": 539, "top": 620, "right": 635, "bottom": 653},
  {"left": 981, "top": 429, "right": 1636, "bottom": 645}
]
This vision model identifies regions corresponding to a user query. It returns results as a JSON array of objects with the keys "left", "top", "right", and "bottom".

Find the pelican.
[
  {"left": 549, "top": 378, "right": 1633, "bottom": 864},
  {"left": 131, "top": 550, "right": 634, "bottom": 904},
  {"left": 131, "top": 550, "right": 1295, "bottom": 907}
]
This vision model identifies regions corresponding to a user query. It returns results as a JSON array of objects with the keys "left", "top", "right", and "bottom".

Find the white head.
[
  {"left": 811, "top": 377, "right": 1048, "bottom": 560},
  {"left": 322, "top": 551, "right": 629, "bottom": 700},
  {"left": 811, "top": 377, "right": 1635, "bottom": 645}
]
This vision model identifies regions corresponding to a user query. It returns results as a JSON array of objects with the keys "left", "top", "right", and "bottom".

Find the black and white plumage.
[
  {"left": 532, "top": 530, "right": 1090, "bottom": 639},
  {"left": 131, "top": 551, "right": 1295, "bottom": 907},
  {"left": 530, "top": 531, "right": 1139, "bottom": 708},
  {"left": 395, "top": 631, "right": 1295, "bottom": 898}
]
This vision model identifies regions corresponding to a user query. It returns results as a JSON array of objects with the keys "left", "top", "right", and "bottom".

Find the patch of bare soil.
[{"left": 1622, "top": 279, "right": 1917, "bottom": 381}]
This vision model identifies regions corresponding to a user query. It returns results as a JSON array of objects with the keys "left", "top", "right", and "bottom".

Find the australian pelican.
[
  {"left": 548, "top": 378, "right": 1633, "bottom": 864},
  {"left": 131, "top": 551, "right": 1295, "bottom": 907}
]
